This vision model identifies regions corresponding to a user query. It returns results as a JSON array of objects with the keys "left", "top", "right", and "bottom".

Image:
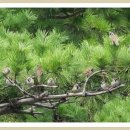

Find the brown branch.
[
  {"left": 0, "top": 107, "right": 11, "bottom": 115},
  {"left": 33, "top": 99, "right": 67, "bottom": 109},
  {"left": 0, "top": 81, "right": 124, "bottom": 115}
]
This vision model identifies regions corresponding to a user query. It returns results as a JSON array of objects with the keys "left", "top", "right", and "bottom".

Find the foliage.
[
  {"left": 0, "top": 8, "right": 130, "bottom": 122},
  {"left": 58, "top": 101, "right": 88, "bottom": 122},
  {"left": 24, "top": 108, "right": 53, "bottom": 122},
  {"left": 94, "top": 96, "right": 130, "bottom": 122}
]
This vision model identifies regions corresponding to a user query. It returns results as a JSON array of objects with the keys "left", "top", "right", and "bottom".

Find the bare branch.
[
  {"left": 34, "top": 102, "right": 54, "bottom": 109},
  {"left": 85, "top": 83, "right": 124, "bottom": 96},
  {"left": 0, "top": 72, "right": 125, "bottom": 116},
  {"left": 28, "top": 84, "right": 58, "bottom": 91},
  {"left": 4, "top": 76, "right": 36, "bottom": 98},
  {"left": 83, "top": 69, "right": 105, "bottom": 94}
]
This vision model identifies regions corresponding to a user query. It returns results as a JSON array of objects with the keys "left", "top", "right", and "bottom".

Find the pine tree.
[{"left": 0, "top": 8, "right": 130, "bottom": 122}]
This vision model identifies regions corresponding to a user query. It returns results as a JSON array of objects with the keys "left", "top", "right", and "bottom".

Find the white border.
[
  {"left": 0, "top": 3, "right": 130, "bottom": 127},
  {"left": 0, "top": 123, "right": 129, "bottom": 127},
  {"left": 0, "top": 3, "right": 129, "bottom": 8}
]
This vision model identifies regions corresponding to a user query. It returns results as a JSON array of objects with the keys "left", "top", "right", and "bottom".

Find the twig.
[
  {"left": 83, "top": 70, "right": 105, "bottom": 94},
  {"left": 27, "top": 84, "right": 58, "bottom": 91},
  {"left": 15, "top": 110, "right": 43, "bottom": 117},
  {"left": 4, "top": 76, "right": 36, "bottom": 99},
  {"left": 85, "top": 83, "right": 124, "bottom": 96},
  {"left": 34, "top": 96, "right": 68, "bottom": 109},
  {"left": 34, "top": 102, "right": 54, "bottom": 109}
]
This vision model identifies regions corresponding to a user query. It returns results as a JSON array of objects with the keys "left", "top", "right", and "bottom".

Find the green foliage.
[
  {"left": 0, "top": 8, "right": 130, "bottom": 122},
  {"left": 94, "top": 96, "right": 130, "bottom": 122},
  {"left": 117, "top": 46, "right": 130, "bottom": 66},
  {"left": 82, "top": 11, "right": 111, "bottom": 32},
  {"left": 24, "top": 108, "right": 53, "bottom": 122},
  {"left": 2, "top": 9, "right": 37, "bottom": 32},
  {"left": 59, "top": 101, "right": 88, "bottom": 122},
  {"left": 0, "top": 114, "right": 23, "bottom": 122}
]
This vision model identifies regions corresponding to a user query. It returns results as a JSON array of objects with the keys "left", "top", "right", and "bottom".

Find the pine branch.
[
  {"left": 4, "top": 76, "right": 36, "bottom": 98},
  {"left": 27, "top": 84, "right": 58, "bottom": 91},
  {"left": 83, "top": 69, "right": 105, "bottom": 94},
  {"left": 0, "top": 81, "right": 124, "bottom": 115}
]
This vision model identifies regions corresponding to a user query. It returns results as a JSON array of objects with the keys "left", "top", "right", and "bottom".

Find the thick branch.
[
  {"left": 0, "top": 82, "right": 124, "bottom": 115},
  {"left": 28, "top": 84, "right": 58, "bottom": 91},
  {"left": 34, "top": 102, "right": 54, "bottom": 109}
]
